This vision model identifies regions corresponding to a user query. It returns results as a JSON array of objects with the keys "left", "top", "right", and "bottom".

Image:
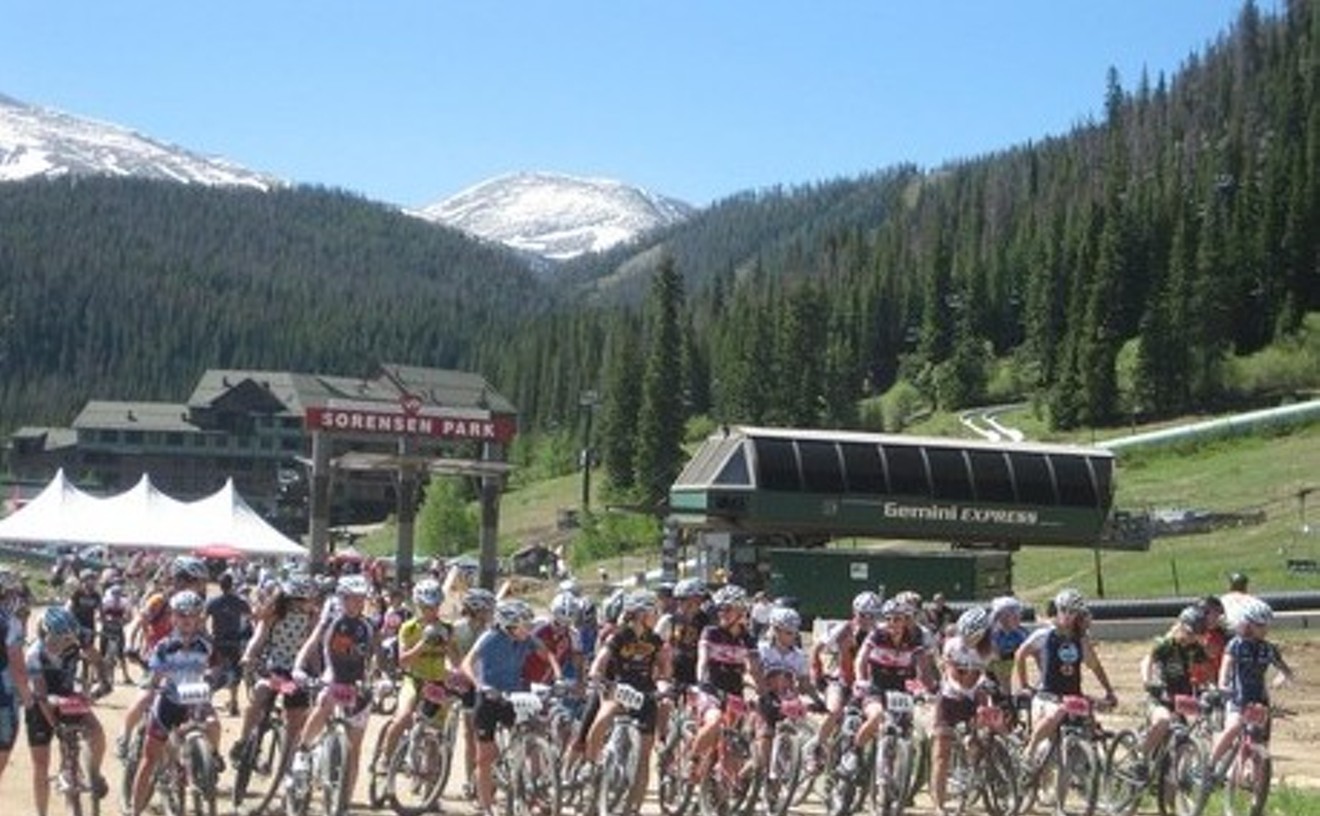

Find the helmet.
[
  {"left": 315, "top": 575, "right": 338, "bottom": 597},
  {"left": 461, "top": 588, "right": 497, "bottom": 614},
  {"left": 603, "top": 589, "right": 627, "bottom": 625},
  {"left": 337, "top": 574, "right": 371, "bottom": 597},
  {"left": 623, "top": 590, "right": 658, "bottom": 616},
  {"left": 1228, "top": 572, "right": 1249, "bottom": 592},
  {"left": 957, "top": 607, "right": 991, "bottom": 643},
  {"left": 171, "top": 556, "right": 209, "bottom": 582},
  {"left": 42, "top": 606, "right": 79, "bottom": 638},
  {"left": 1053, "top": 588, "right": 1087, "bottom": 615},
  {"left": 655, "top": 581, "right": 675, "bottom": 599},
  {"left": 990, "top": 596, "right": 1022, "bottom": 621},
  {"left": 769, "top": 607, "right": 801, "bottom": 634},
  {"left": 575, "top": 597, "right": 597, "bottom": 626},
  {"left": 712, "top": 584, "right": 748, "bottom": 609},
  {"left": 170, "top": 590, "right": 205, "bottom": 615},
  {"left": 412, "top": 579, "right": 444, "bottom": 608},
  {"left": 1178, "top": 605, "right": 1208, "bottom": 635},
  {"left": 881, "top": 598, "right": 916, "bottom": 619},
  {"left": 282, "top": 575, "right": 316, "bottom": 599},
  {"left": 558, "top": 579, "right": 581, "bottom": 596},
  {"left": 673, "top": 578, "right": 706, "bottom": 600},
  {"left": 550, "top": 592, "right": 579, "bottom": 625},
  {"left": 895, "top": 591, "right": 923, "bottom": 608},
  {"left": 102, "top": 567, "right": 123, "bottom": 586},
  {"left": 1239, "top": 599, "right": 1273, "bottom": 626},
  {"left": 494, "top": 599, "right": 534, "bottom": 630},
  {"left": 78, "top": 568, "right": 97, "bottom": 582},
  {"left": 852, "top": 591, "right": 884, "bottom": 617}
]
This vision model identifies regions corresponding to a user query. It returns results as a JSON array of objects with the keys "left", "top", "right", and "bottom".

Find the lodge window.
[{"left": 714, "top": 448, "right": 751, "bottom": 485}]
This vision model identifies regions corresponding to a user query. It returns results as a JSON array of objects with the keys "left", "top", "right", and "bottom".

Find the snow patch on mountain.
[
  {"left": 0, "top": 93, "right": 280, "bottom": 190},
  {"left": 419, "top": 171, "right": 692, "bottom": 261}
]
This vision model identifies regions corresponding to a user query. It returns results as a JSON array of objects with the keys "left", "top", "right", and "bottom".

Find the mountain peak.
[
  {"left": 418, "top": 171, "right": 692, "bottom": 262},
  {"left": 0, "top": 94, "right": 281, "bottom": 190}
]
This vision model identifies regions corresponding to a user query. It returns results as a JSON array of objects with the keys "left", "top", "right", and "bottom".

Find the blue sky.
[{"left": 1, "top": 1, "right": 1256, "bottom": 208}]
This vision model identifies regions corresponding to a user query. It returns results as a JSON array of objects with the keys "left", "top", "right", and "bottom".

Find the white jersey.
[{"left": 758, "top": 641, "right": 808, "bottom": 681}]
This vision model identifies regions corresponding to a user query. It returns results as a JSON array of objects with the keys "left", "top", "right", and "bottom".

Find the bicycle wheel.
[
  {"left": 941, "top": 736, "right": 976, "bottom": 816},
  {"left": 1055, "top": 734, "right": 1099, "bottom": 816},
  {"left": 233, "top": 718, "right": 288, "bottom": 816},
  {"left": 980, "top": 733, "right": 1022, "bottom": 816},
  {"left": 60, "top": 732, "right": 98, "bottom": 816},
  {"left": 436, "top": 702, "right": 460, "bottom": 796},
  {"left": 596, "top": 723, "right": 638, "bottom": 816},
  {"left": 319, "top": 726, "right": 353, "bottom": 816},
  {"left": 792, "top": 735, "right": 823, "bottom": 807},
  {"left": 280, "top": 753, "right": 313, "bottom": 816},
  {"left": 387, "top": 727, "right": 448, "bottom": 816},
  {"left": 1158, "top": 737, "right": 1207, "bottom": 816},
  {"left": 761, "top": 727, "right": 802, "bottom": 816},
  {"left": 160, "top": 758, "right": 188, "bottom": 816},
  {"left": 699, "top": 728, "right": 759, "bottom": 816},
  {"left": 1099, "top": 729, "right": 1145, "bottom": 816},
  {"left": 657, "top": 716, "right": 696, "bottom": 816},
  {"left": 870, "top": 735, "right": 912, "bottom": 816},
  {"left": 119, "top": 726, "right": 146, "bottom": 816},
  {"left": 185, "top": 734, "right": 218, "bottom": 816},
  {"left": 508, "top": 733, "right": 562, "bottom": 816},
  {"left": 368, "top": 723, "right": 394, "bottom": 809},
  {"left": 1222, "top": 744, "right": 1271, "bottom": 816}
]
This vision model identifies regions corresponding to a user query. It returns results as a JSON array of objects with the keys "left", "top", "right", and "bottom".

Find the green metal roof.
[{"left": 73, "top": 401, "right": 200, "bottom": 433}]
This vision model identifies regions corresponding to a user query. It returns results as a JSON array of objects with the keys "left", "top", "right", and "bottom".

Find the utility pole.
[{"left": 579, "top": 390, "right": 599, "bottom": 511}]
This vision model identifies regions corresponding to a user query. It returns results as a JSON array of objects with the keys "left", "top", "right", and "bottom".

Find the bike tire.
[
  {"left": 60, "top": 732, "right": 96, "bottom": 816},
  {"left": 1158, "top": 736, "right": 1207, "bottom": 816},
  {"left": 234, "top": 718, "right": 288, "bottom": 816},
  {"left": 657, "top": 716, "right": 697, "bottom": 816},
  {"left": 942, "top": 735, "right": 976, "bottom": 816},
  {"left": 871, "top": 734, "right": 912, "bottom": 816},
  {"left": 507, "top": 733, "right": 562, "bottom": 816},
  {"left": 1222, "top": 744, "right": 1271, "bottom": 816},
  {"left": 1099, "top": 729, "right": 1145, "bottom": 816},
  {"left": 119, "top": 725, "right": 146, "bottom": 816},
  {"left": 186, "top": 734, "right": 218, "bottom": 816},
  {"left": 320, "top": 725, "right": 352, "bottom": 816},
  {"left": 436, "top": 701, "right": 460, "bottom": 796},
  {"left": 698, "top": 728, "right": 759, "bottom": 816},
  {"left": 161, "top": 757, "right": 188, "bottom": 816},
  {"left": 1055, "top": 734, "right": 1100, "bottom": 816},
  {"left": 761, "top": 727, "right": 802, "bottom": 816},
  {"left": 386, "top": 726, "right": 447, "bottom": 816},
  {"left": 368, "top": 722, "right": 393, "bottom": 809},
  {"left": 981, "top": 733, "right": 1022, "bottom": 816},
  {"left": 596, "top": 724, "right": 638, "bottom": 816}
]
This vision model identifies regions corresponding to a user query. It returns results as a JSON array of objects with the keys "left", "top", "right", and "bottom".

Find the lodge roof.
[{"left": 73, "top": 401, "right": 199, "bottom": 433}]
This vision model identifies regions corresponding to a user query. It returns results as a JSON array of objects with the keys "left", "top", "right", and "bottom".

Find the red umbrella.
[{"left": 194, "top": 543, "right": 246, "bottom": 561}]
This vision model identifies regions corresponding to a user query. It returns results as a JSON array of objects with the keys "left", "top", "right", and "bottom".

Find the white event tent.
[{"left": 0, "top": 470, "right": 304, "bottom": 556}]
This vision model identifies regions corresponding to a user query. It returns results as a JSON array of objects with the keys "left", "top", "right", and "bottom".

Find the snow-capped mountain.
[
  {"left": 419, "top": 171, "right": 693, "bottom": 261},
  {"left": 0, "top": 93, "right": 279, "bottom": 190}
]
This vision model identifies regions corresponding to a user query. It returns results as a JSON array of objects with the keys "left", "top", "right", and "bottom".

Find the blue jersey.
[
  {"left": 150, "top": 633, "right": 215, "bottom": 704},
  {"left": 1224, "top": 636, "right": 1282, "bottom": 705},
  {"left": 471, "top": 628, "right": 540, "bottom": 693}
]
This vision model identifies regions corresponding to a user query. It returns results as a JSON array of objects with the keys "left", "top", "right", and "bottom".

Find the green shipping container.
[{"left": 765, "top": 548, "right": 1012, "bottom": 621}]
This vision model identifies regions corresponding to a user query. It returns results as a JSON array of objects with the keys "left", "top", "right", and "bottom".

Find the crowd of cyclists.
[{"left": 0, "top": 554, "right": 1298, "bottom": 816}]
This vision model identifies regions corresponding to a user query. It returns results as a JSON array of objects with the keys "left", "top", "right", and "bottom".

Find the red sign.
[{"left": 305, "top": 403, "right": 517, "bottom": 443}]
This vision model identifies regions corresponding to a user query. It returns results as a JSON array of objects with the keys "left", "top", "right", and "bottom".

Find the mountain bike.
[
  {"left": 155, "top": 676, "right": 221, "bottom": 816},
  {"left": 821, "top": 694, "right": 871, "bottom": 816},
  {"left": 940, "top": 701, "right": 1021, "bottom": 816},
  {"left": 50, "top": 694, "right": 103, "bottom": 816},
  {"left": 380, "top": 680, "right": 462, "bottom": 816},
  {"left": 231, "top": 673, "right": 299, "bottom": 816},
  {"left": 592, "top": 681, "right": 648, "bottom": 816},
  {"left": 1205, "top": 701, "right": 1272, "bottom": 816},
  {"left": 759, "top": 692, "right": 812, "bottom": 816},
  {"left": 868, "top": 686, "right": 921, "bottom": 816},
  {"left": 656, "top": 687, "right": 699, "bottom": 816},
  {"left": 696, "top": 690, "right": 759, "bottom": 816},
  {"left": 283, "top": 680, "right": 368, "bottom": 816},
  {"left": 1100, "top": 691, "right": 1213, "bottom": 816},
  {"left": 489, "top": 685, "right": 562, "bottom": 816}
]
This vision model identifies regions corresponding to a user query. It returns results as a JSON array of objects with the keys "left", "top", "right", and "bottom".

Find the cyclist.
[
  {"left": 1137, "top": 604, "right": 1210, "bottom": 777},
  {"left": 229, "top": 574, "right": 319, "bottom": 766},
  {"left": 1206, "top": 598, "right": 1294, "bottom": 780},
  {"left": 524, "top": 591, "right": 584, "bottom": 687},
  {"left": 66, "top": 569, "right": 102, "bottom": 654},
  {"left": 987, "top": 595, "right": 1029, "bottom": 688},
  {"left": 853, "top": 596, "right": 937, "bottom": 757},
  {"left": 288, "top": 574, "right": 376, "bottom": 799},
  {"left": 1192, "top": 595, "right": 1229, "bottom": 688},
  {"left": 689, "top": 584, "right": 762, "bottom": 780},
  {"left": 99, "top": 574, "right": 135, "bottom": 685},
  {"left": 461, "top": 598, "right": 561, "bottom": 816},
  {"left": 130, "top": 590, "right": 220, "bottom": 816},
  {"left": 119, "top": 556, "right": 209, "bottom": 759},
  {"left": 26, "top": 606, "right": 110, "bottom": 816},
  {"left": 655, "top": 578, "right": 710, "bottom": 689},
  {"left": 0, "top": 569, "right": 35, "bottom": 787},
  {"left": 375, "top": 578, "right": 464, "bottom": 769},
  {"left": 930, "top": 606, "right": 995, "bottom": 814},
  {"left": 583, "top": 590, "right": 669, "bottom": 816},
  {"left": 205, "top": 571, "right": 252, "bottom": 717},
  {"left": 453, "top": 587, "right": 496, "bottom": 799},
  {"left": 1013, "top": 588, "right": 1118, "bottom": 763},
  {"left": 809, "top": 590, "right": 883, "bottom": 770},
  {"left": 755, "top": 607, "right": 815, "bottom": 771}
]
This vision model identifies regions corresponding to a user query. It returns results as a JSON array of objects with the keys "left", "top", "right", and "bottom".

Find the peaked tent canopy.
[{"left": 0, "top": 470, "right": 305, "bottom": 556}]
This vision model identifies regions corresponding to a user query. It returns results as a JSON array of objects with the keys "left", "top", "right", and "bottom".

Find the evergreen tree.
[
  {"left": 633, "top": 258, "right": 687, "bottom": 508},
  {"left": 598, "top": 319, "right": 643, "bottom": 494}
]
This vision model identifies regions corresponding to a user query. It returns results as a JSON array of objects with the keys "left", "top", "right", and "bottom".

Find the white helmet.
[
  {"left": 990, "top": 596, "right": 1022, "bottom": 621},
  {"left": 852, "top": 591, "right": 884, "bottom": 617},
  {"left": 1239, "top": 599, "right": 1273, "bottom": 627},
  {"left": 1053, "top": 588, "right": 1087, "bottom": 615},
  {"left": 337, "top": 574, "right": 371, "bottom": 597},
  {"left": 412, "top": 579, "right": 444, "bottom": 608},
  {"left": 956, "top": 606, "right": 991, "bottom": 643},
  {"left": 550, "top": 592, "right": 578, "bottom": 624},
  {"left": 769, "top": 607, "right": 801, "bottom": 634},
  {"left": 495, "top": 599, "right": 535, "bottom": 630}
]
